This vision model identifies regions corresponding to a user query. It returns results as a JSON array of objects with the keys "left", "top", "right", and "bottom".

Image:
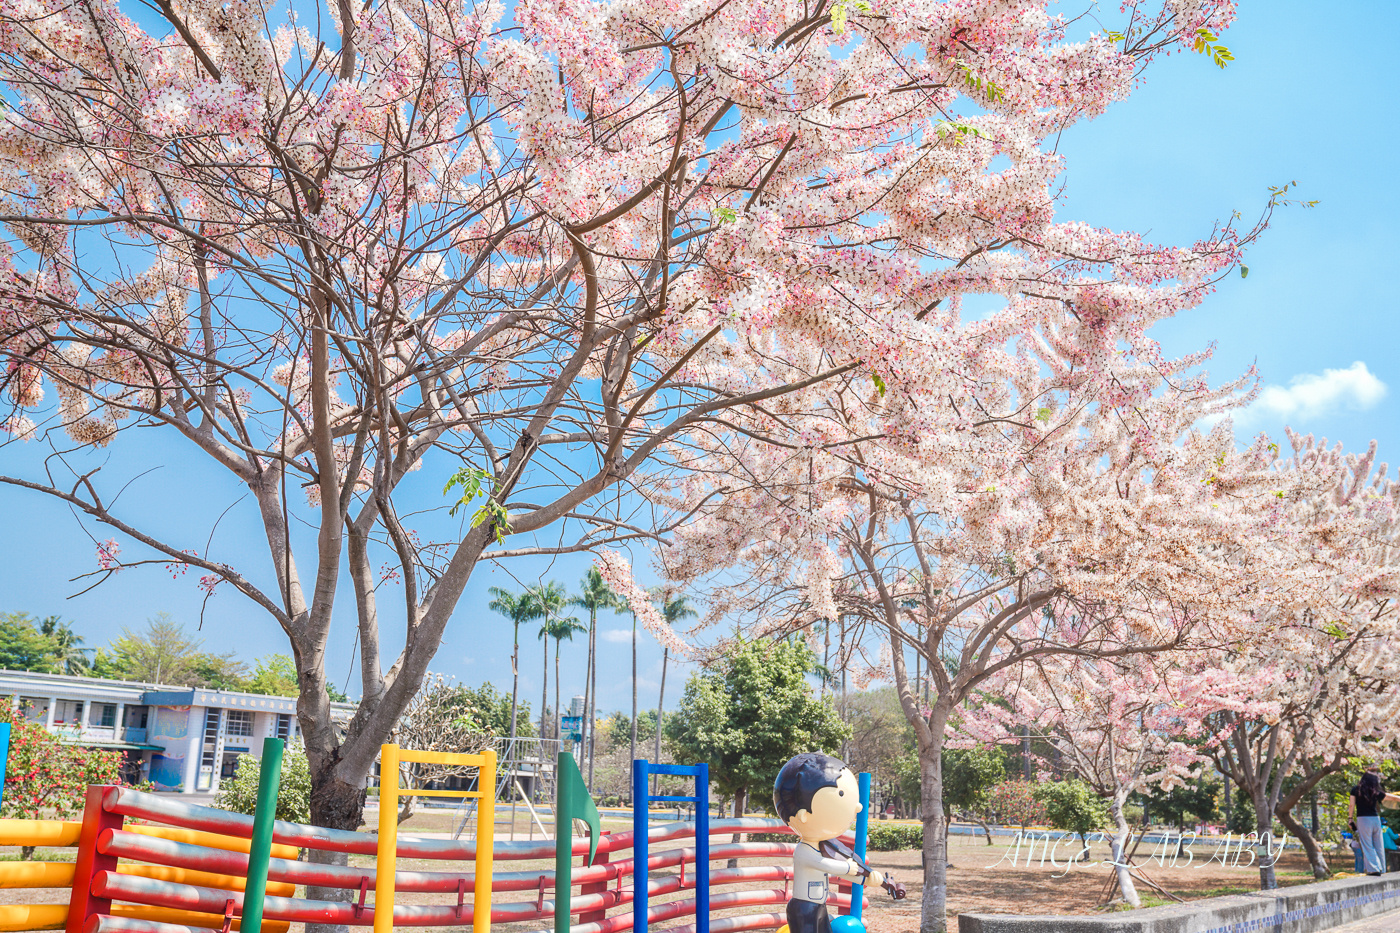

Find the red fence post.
[
  {"left": 579, "top": 847, "right": 612, "bottom": 924},
  {"left": 67, "top": 785, "right": 122, "bottom": 933}
]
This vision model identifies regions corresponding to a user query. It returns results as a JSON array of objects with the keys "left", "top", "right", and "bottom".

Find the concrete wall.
[{"left": 958, "top": 874, "right": 1400, "bottom": 933}]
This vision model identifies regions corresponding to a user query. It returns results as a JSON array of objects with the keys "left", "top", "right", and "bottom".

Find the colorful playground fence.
[{"left": 2, "top": 748, "right": 867, "bottom": 933}]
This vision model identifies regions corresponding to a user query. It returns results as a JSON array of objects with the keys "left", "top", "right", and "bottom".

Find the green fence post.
[{"left": 243, "top": 737, "right": 284, "bottom": 933}]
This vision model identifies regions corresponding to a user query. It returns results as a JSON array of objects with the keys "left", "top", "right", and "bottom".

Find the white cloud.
[
  {"left": 1250, "top": 361, "right": 1387, "bottom": 422},
  {"left": 601, "top": 629, "right": 633, "bottom": 644}
]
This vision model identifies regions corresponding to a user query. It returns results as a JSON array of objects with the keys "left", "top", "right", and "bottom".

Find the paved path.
[{"left": 1330, "top": 910, "right": 1400, "bottom": 933}]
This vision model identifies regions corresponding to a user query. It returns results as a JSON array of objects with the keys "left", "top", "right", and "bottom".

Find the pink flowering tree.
[
  {"left": 0, "top": 0, "right": 1257, "bottom": 900},
  {"left": 963, "top": 654, "right": 1277, "bottom": 906},
  {"left": 1205, "top": 430, "right": 1400, "bottom": 886},
  {"left": 649, "top": 351, "right": 1314, "bottom": 926}
]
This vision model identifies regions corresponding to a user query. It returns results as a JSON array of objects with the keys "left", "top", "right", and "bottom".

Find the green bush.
[
  {"left": 747, "top": 831, "right": 797, "bottom": 844},
  {"left": 867, "top": 822, "right": 923, "bottom": 851},
  {"left": 212, "top": 743, "right": 312, "bottom": 825}
]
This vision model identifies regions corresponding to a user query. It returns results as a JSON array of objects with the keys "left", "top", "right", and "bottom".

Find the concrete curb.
[{"left": 958, "top": 874, "right": 1400, "bottom": 933}]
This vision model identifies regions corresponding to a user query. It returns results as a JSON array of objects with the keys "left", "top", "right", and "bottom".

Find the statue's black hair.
[{"left": 773, "top": 752, "right": 847, "bottom": 823}]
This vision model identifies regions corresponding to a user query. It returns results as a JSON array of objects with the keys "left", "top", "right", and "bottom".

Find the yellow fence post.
[
  {"left": 475, "top": 747, "right": 496, "bottom": 933},
  {"left": 371, "top": 744, "right": 496, "bottom": 933},
  {"left": 374, "top": 744, "right": 400, "bottom": 933}
]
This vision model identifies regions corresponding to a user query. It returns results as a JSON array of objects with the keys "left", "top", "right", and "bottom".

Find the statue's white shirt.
[{"left": 791, "top": 841, "right": 859, "bottom": 904}]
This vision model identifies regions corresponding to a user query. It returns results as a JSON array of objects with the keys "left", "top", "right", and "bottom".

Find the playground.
[
  {"left": 0, "top": 739, "right": 881, "bottom": 933},
  {"left": 0, "top": 730, "right": 1328, "bottom": 933}
]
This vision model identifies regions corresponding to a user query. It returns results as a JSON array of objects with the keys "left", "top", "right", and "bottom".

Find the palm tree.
[
  {"left": 527, "top": 581, "right": 573, "bottom": 743},
  {"left": 488, "top": 587, "right": 539, "bottom": 751},
  {"left": 545, "top": 615, "right": 587, "bottom": 744},
  {"left": 40, "top": 616, "right": 91, "bottom": 675},
  {"left": 572, "top": 568, "right": 623, "bottom": 788},
  {"left": 648, "top": 590, "right": 698, "bottom": 790}
]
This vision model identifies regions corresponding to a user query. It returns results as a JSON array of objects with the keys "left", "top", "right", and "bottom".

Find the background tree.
[
  {"left": 392, "top": 675, "right": 496, "bottom": 822},
  {"left": 1207, "top": 433, "right": 1400, "bottom": 886},
  {"left": 1034, "top": 779, "right": 1110, "bottom": 849},
  {"left": 1142, "top": 780, "right": 1222, "bottom": 830},
  {"left": 573, "top": 569, "right": 623, "bottom": 789},
  {"left": 213, "top": 743, "right": 314, "bottom": 825},
  {"left": 963, "top": 651, "right": 1274, "bottom": 907},
  {"left": 941, "top": 746, "right": 1006, "bottom": 846},
  {"left": 987, "top": 780, "right": 1048, "bottom": 829},
  {"left": 94, "top": 615, "right": 248, "bottom": 688},
  {"left": 0, "top": 612, "right": 63, "bottom": 673},
  {"left": 243, "top": 655, "right": 301, "bottom": 697},
  {"left": 840, "top": 688, "right": 916, "bottom": 814},
  {"left": 546, "top": 613, "right": 587, "bottom": 743},
  {"left": 38, "top": 616, "right": 91, "bottom": 675},
  {"left": 650, "top": 590, "right": 699, "bottom": 785},
  {"left": 665, "top": 638, "right": 849, "bottom": 828},
  {"left": 488, "top": 588, "right": 538, "bottom": 751},
  {"left": 526, "top": 582, "right": 574, "bottom": 743}
]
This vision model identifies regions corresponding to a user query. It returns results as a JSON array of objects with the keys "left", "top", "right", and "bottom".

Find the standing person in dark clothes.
[{"left": 1349, "top": 766, "right": 1400, "bottom": 875}]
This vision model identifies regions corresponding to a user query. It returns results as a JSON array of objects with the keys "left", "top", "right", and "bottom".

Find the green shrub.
[
  {"left": 747, "top": 831, "right": 796, "bottom": 844},
  {"left": 212, "top": 742, "right": 312, "bottom": 825},
  {"left": 867, "top": 822, "right": 923, "bottom": 851}
]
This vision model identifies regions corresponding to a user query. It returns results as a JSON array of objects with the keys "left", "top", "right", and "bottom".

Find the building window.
[
  {"left": 226, "top": 710, "right": 254, "bottom": 737},
  {"left": 198, "top": 708, "right": 222, "bottom": 791},
  {"left": 97, "top": 704, "right": 117, "bottom": 727},
  {"left": 276, "top": 714, "right": 291, "bottom": 740}
]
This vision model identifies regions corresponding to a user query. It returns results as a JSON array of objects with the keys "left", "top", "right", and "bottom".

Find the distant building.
[{"left": 0, "top": 669, "right": 355, "bottom": 794}]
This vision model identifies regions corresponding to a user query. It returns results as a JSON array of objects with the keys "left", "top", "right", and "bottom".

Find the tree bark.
[
  {"left": 1107, "top": 795, "right": 1141, "bottom": 908},
  {"left": 1255, "top": 790, "right": 1277, "bottom": 890},
  {"left": 919, "top": 734, "right": 949, "bottom": 933},
  {"left": 727, "top": 786, "right": 747, "bottom": 869},
  {"left": 1276, "top": 807, "right": 1328, "bottom": 880},
  {"left": 305, "top": 766, "right": 368, "bottom": 933}
]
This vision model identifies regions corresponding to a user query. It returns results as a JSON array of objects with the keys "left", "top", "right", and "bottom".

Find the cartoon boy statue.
[{"left": 773, "top": 753, "right": 884, "bottom": 933}]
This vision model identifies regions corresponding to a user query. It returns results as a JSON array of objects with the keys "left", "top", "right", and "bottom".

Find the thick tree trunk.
[
  {"left": 1256, "top": 795, "right": 1277, "bottom": 890},
  {"left": 1276, "top": 807, "right": 1328, "bottom": 879},
  {"left": 727, "top": 786, "right": 747, "bottom": 869},
  {"left": 1108, "top": 796, "right": 1141, "bottom": 908},
  {"left": 305, "top": 768, "right": 368, "bottom": 933},
  {"left": 919, "top": 739, "right": 949, "bottom": 933}
]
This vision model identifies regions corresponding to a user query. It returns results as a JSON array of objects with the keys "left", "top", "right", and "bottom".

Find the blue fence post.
[
  {"left": 0, "top": 722, "right": 10, "bottom": 811},
  {"left": 633, "top": 759, "right": 650, "bottom": 933},
  {"left": 695, "top": 762, "right": 710, "bottom": 933},
  {"left": 850, "top": 771, "right": 871, "bottom": 920}
]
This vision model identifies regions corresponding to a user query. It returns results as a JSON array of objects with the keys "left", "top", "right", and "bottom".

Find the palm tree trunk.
[
  {"left": 629, "top": 611, "right": 638, "bottom": 798},
  {"left": 586, "top": 606, "right": 597, "bottom": 789},
  {"left": 651, "top": 647, "right": 668, "bottom": 795},
  {"left": 554, "top": 637, "right": 562, "bottom": 744},
  {"left": 509, "top": 621, "right": 520, "bottom": 746},
  {"left": 540, "top": 633, "right": 549, "bottom": 754}
]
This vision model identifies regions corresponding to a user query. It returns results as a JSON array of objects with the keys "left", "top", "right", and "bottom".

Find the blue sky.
[{"left": 0, "top": 0, "right": 1395, "bottom": 715}]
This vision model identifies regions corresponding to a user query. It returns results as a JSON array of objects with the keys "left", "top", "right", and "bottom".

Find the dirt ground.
[{"left": 1, "top": 822, "right": 1333, "bottom": 932}]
